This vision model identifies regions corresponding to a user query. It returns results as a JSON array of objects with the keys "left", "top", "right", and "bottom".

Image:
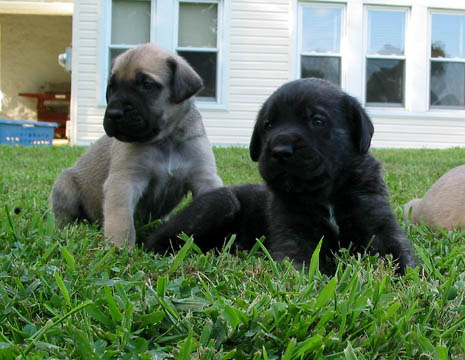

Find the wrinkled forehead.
[
  {"left": 271, "top": 87, "right": 341, "bottom": 115},
  {"left": 111, "top": 48, "right": 170, "bottom": 84}
]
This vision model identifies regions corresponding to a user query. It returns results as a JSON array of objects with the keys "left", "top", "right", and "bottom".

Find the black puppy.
[{"left": 145, "top": 78, "right": 415, "bottom": 274}]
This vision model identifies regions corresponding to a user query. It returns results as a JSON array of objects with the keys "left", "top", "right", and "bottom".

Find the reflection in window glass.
[
  {"left": 430, "top": 62, "right": 465, "bottom": 108},
  {"left": 179, "top": 3, "right": 217, "bottom": 48},
  {"left": 365, "top": 8, "right": 406, "bottom": 106},
  {"left": 431, "top": 14, "right": 465, "bottom": 58},
  {"left": 111, "top": 0, "right": 151, "bottom": 45},
  {"left": 299, "top": 4, "right": 343, "bottom": 85},
  {"left": 302, "top": 6, "right": 341, "bottom": 53},
  {"left": 366, "top": 59, "right": 404, "bottom": 105},
  {"left": 178, "top": 51, "right": 217, "bottom": 99},
  {"left": 430, "top": 12, "right": 465, "bottom": 109},
  {"left": 301, "top": 56, "right": 340, "bottom": 86},
  {"left": 367, "top": 10, "right": 405, "bottom": 56}
]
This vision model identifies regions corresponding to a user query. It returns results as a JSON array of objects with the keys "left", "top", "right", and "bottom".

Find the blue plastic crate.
[{"left": 0, "top": 118, "right": 57, "bottom": 146}]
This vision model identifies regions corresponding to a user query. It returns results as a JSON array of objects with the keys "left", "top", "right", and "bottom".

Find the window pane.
[
  {"left": 430, "top": 62, "right": 465, "bottom": 108},
  {"left": 178, "top": 51, "right": 217, "bottom": 99},
  {"left": 301, "top": 56, "right": 340, "bottom": 86},
  {"left": 179, "top": 3, "right": 217, "bottom": 48},
  {"left": 109, "top": 48, "right": 128, "bottom": 71},
  {"left": 302, "top": 6, "right": 341, "bottom": 53},
  {"left": 432, "top": 14, "right": 465, "bottom": 59},
  {"left": 366, "top": 59, "right": 404, "bottom": 105},
  {"left": 112, "top": 0, "right": 151, "bottom": 45},
  {"left": 367, "top": 10, "right": 405, "bottom": 56}
]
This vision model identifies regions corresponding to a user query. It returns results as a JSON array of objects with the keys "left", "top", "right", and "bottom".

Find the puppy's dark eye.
[
  {"left": 263, "top": 120, "right": 272, "bottom": 130},
  {"left": 311, "top": 114, "right": 326, "bottom": 127},
  {"left": 142, "top": 80, "right": 156, "bottom": 90}
]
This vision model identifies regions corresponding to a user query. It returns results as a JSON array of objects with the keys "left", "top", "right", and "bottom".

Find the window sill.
[
  {"left": 196, "top": 101, "right": 228, "bottom": 111},
  {"left": 367, "top": 108, "right": 465, "bottom": 120}
]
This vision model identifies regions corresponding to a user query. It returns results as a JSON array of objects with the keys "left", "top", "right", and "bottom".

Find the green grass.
[{"left": 1, "top": 145, "right": 465, "bottom": 359}]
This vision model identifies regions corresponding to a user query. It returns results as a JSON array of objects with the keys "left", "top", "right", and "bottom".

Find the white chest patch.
[{"left": 328, "top": 204, "right": 340, "bottom": 236}]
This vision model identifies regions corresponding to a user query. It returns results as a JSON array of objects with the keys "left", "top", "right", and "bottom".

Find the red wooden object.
[{"left": 19, "top": 93, "right": 70, "bottom": 138}]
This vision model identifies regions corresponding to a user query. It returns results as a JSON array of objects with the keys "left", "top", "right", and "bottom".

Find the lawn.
[{"left": 1, "top": 145, "right": 465, "bottom": 359}]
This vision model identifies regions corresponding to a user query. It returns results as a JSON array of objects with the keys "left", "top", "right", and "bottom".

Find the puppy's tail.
[{"left": 404, "top": 198, "right": 422, "bottom": 223}]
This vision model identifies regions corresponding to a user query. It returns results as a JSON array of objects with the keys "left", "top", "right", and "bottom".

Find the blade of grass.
[
  {"left": 54, "top": 272, "right": 71, "bottom": 308},
  {"left": 60, "top": 246, "right": 77, "bottom": 272},
  {"left": 169, "top": 234, "right": 194, "bottom": 274}
]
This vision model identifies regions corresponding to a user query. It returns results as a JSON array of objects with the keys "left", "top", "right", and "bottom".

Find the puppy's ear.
[
  {"left": 344, "top": 95, "right": 374, "bottom": 154},
  {"left": 249, "top": 104, "right": 267, "bottom": 161},
  {"left": 167, "top": 57, "right": 203, "bottom": 104}
]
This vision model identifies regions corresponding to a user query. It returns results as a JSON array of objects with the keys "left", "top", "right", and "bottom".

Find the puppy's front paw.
[
  {"left": 104, "top": 225, "right": 135, "bottom": 248},
  {"left": 397, "top": 252, "right": 416, "bottom": 275}
]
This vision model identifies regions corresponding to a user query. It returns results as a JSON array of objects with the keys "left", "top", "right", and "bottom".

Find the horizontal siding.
[
  {"left": 371, "top": 115, "right": 465, "bottom": 148},
  {"left": 72, "top": 0, "right": 104, "bottom": 144}
]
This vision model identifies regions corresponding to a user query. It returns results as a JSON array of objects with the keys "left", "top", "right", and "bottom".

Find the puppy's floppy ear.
[
  {"left": 344, "top": 95, "right": 374, "bottom": 154},
  {"left": 249, "top": 104, "right": 267, "bottom": 161},
  {"left": 167, "top": 57, "right": 203, "bottom": 104}
]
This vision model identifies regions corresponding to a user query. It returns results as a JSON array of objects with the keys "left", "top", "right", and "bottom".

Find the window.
[
  {"left": 298, "top": 3, "right": 344, "bottom": 87},
  {"left": 102, "top": 0, "right": 226, "bottom": 105},
  {"left": 108, "top": 0, "right": 153, "bottom": 71},
  {"left": 365, "top": 8, "right": 407, "bottom": 107},
  {"left": 430, "top": 12, "right": 465, "bottom": 109},
  {"left": 176, "top": 1, "right": 219, "bottom": 100}
]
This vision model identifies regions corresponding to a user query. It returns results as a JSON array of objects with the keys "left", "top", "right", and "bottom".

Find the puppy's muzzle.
[
  {"left": 267, "top": 132, "right": 325, "bottom": 177},
  {"left": 104, "top": 103, "right": 158, "bottom": 142}
]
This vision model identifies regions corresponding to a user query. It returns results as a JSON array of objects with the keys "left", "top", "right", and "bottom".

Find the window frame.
[
  {"left": 428, "top": 8, "right": 465, "bottom": 111},
  {"left": 363, "top": 5, "right": 410, "bottom": 109},
  {"left": 296, "top": 1, "right": 346, "bottom": 89},
  {"left": 98, "top": 0, "right": 229, "bottom": 109}
]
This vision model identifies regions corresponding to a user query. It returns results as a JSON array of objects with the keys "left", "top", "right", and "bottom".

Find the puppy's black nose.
[
  {"left": 271, "top": 144, "right": 294, "bottom": 160},
  {"left": 106, "top": 108, "right": 124, "bottom": 122}
]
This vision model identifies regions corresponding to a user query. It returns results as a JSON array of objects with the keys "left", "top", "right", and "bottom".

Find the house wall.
[
  {"left": 71, "top": 0, "right": 292, "bottom": 145},
  {"left": 72, "top": 0, "right": 465, "bottom": 148},
  {"left": 69, "top": 0, "right": 101, "bottom": 143},
  {"left": 0, "top": 14, "right": 72, "bottom": 120},
  {"left": 0, "top": 0, "right": 73, "bottom": 15}
]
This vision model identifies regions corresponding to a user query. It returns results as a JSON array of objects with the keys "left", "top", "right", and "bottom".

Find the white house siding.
[
  {"left": 369, "top": 113, "right": 465, "bottom": 148},
  {"left": 72, "top": 0, "right": 465, "bottom": 148},
  {"left": 70, "top": 0, "right": 101, "bottom": 143}
]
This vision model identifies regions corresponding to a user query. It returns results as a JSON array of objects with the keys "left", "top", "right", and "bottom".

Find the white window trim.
[
  {"left": 98, "top": 0, "right": 229, "bottom": 110},
  {"left": 362, "top": 5, "right": 410, "bottom": 110},
  {"left": 428, "top": 8, "right": 465, "bottom": 113},
  {"left": 295, "top": 2, "right": 347, "bottom": 89}
]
